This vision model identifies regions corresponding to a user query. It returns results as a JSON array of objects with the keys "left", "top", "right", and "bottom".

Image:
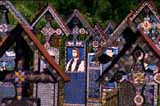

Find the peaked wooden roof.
[
  {"left": 0, "top": 0, "right": 31, "bottom": 28},
  {"left": 108, "top": 0, "right": 159, "bottom": 46},
  {"left": 0, "top": 1, "right": 70, "bottom": 82},
  {"left": 66, "top": 9, "right": 95, "bottom": 35},
  {"left": 138, "top": 29, "right": 160, "bottom": 56},
  {"left": 95, "top": 0, "right": 160, "bottom": 58},
  {"left": 30, "top": 3, "right": 70, "bottom": 35},
  {"left": 22, "top": 23, "right": 70, "bottom": 81},
  {"left": 98, "top": 26, "right": 160, "bottom": 82},
  {"left": 0, "top": 24, "right": 70, "bottom": 82},
  {"left": 0, "top": 25, "right": 21, "bottom": 57},
  {"left": 0, "top": 0, "right": 31, "bottom": 46}
]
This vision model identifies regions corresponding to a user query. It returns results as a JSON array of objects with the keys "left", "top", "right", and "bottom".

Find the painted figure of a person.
[{"left": 66, "top": 47, "right": 85, "bottom": 72}]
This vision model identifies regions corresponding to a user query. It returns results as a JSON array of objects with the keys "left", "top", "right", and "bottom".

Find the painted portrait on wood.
[
  {"left": 64, "top": 43, "right": 86, "bottom": 105},
  {"left": 66, "top": 47, "right": 85, "bottom": 72}
]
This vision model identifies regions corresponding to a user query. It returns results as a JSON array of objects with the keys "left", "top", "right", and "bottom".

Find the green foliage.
[
  {"left": 35, "top": 17, "right": 47, "bottom": 29},
  {"left": 37, "top": 33, "right": 46, "bottom": 44},
  {"left": 155, "top": 0, "right": 160, "bottom": 8},
  {"left": 78, "top": 34, "right": 87, "bottom": 41},
  {"left": 8, "top": 12, "right": 18, "bottom": 25},
  {"left": 59, "top": 35, "right": 67, "bottom": 69},
  {"left": 158, "top": 95, "right": 160, "bottom": 106},
  {"left": 51, "top": 0, "right": 86, "bottom": 16},
  {"left": 11, "top": 0, "right": 160, "bottom": 27},
  {"left": 95, "top": 0, "right": 112, "bottom": 21},
  {"left": 33, "top": 17, "right": 47, "bottom": 44},
  {"left": 51, "top": 20, "right": 59, "bottom": 28}
]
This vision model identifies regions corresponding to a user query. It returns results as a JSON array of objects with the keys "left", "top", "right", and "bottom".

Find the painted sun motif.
[
  {"left": 132, "top": 72, "right": 145, "bottom": 84},
  {"left": 134, "top": 94, "right": 144, "bottom": 105},
  {"left": 139, "top": 17, "right": 152, "bottom": 33},
  {"left": 142, "top": 20, "right": 152, "bottom": 31},
  {"left": 137, "top": 15, "right": 160, "bottom": 49}
]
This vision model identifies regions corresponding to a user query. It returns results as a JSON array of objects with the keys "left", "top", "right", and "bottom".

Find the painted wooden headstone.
[
  {"left": 97, "top": 1, "right": 160, "bottom": 106},
  {"left": 0, "top": 24, "right": 69, "bottom": 106},
  {"left": 0, "top": 4, "right": 16, "bottom": 72},
  {"left": 64, "top": 10, "right": 90, "bottom": 105},
  {"left": 0, "top": 1, "right": 69, "bottom": 106},
  {"left": 31, "top": 3, "right": 70, "bottom": 69},
  {"left": 0, "top": 0, "right": 32, "bottom": 73},
  {"left": 99, "top": 30, "right": 160, "bottom": 106},
  {"left": 31, "top": 3, "right": 70, "bottom": 106},
  {"left": 64, "top": 36, "right": 86, "bottom": 106},
  {"left": 0, "top": 2, "right": 18, "bottom": 103},
  {"left": 87, "top": 54, "right": 102, "bottom": 106},
  {"left": 1, "top": 58, "right": 56, "bottom": 106},
  {"left": 86, "top": 25, "right": 106, "bottom": 106},
  {"left": 91, "top": 25, "right": 119, "bottom": 106},
  {"left": 65, "top": 9, "right": 101, "bottom": 105}
]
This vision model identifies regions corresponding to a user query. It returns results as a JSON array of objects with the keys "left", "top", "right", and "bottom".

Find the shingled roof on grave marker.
[
  {"left": 31, "top": 3, "right": 70, "bottom": 35},
  {"left": 0, "top": 0, "right": 70, "bottom": 82},
  {"left": 66, "top": 9, "right": 95, "bottom": 41},
  {"left": 0, "top": 0, "right": 31, "bottom": 27},
  {"left": 0, "top": 0, "right": 31, "bottom": 47},
  {"left": 97, "top": 2, "right": 160, "bottom": 104},
  {"left": 102, "top": 2, "right": 160, "bottom": 76},
  {"left": 95, "top": 0, "right": 160, "bottom": 59},
  {"left": 98, "top": 21, "right": 160, "bottom": 105},
  {"left": 109, "top": 0, "right": 160, "bottom": 44},
  {"left": 30, "top": 3, "right": 71, "bottom": 106},
  {"left": 98, "top": 23, "right": 160, "bottom": 80},
  {"left": 86, "top": 25, "right": 105, "bottom": 105}
]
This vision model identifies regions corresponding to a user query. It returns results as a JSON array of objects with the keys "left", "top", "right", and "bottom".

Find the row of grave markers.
[
  {"left": 1, "top": 0, "right": 160, "bottom": 106},
  {"left": 0, "top": 1, "right": 115, "bottom": 106}
]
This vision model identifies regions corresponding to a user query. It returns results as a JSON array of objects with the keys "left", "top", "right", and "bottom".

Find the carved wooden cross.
[
  {"left": 125, "top": 47, "right": 158, "bottom": 106},
  {"left": 1, "top": 59, "right": 55, "bottom": 106}
]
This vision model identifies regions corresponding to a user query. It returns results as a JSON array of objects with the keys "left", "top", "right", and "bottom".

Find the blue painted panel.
[
  {"left": 88, "top": 69, "right": 100, "bottom": 99},
  {"left": 143, "top": 84, "right": 154, "bottom": 106},
  {"left": 64, "top": 73, "right": 86, "bottom": 104},
  {"left": 0, "top": 83, "right": 15, "bottom": 99},
  {"left": 87, "top": 53, "right": 101, "bottom": 105},
  {"left": 0, "top": 51, "right": 15, "bottom": 71}
]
